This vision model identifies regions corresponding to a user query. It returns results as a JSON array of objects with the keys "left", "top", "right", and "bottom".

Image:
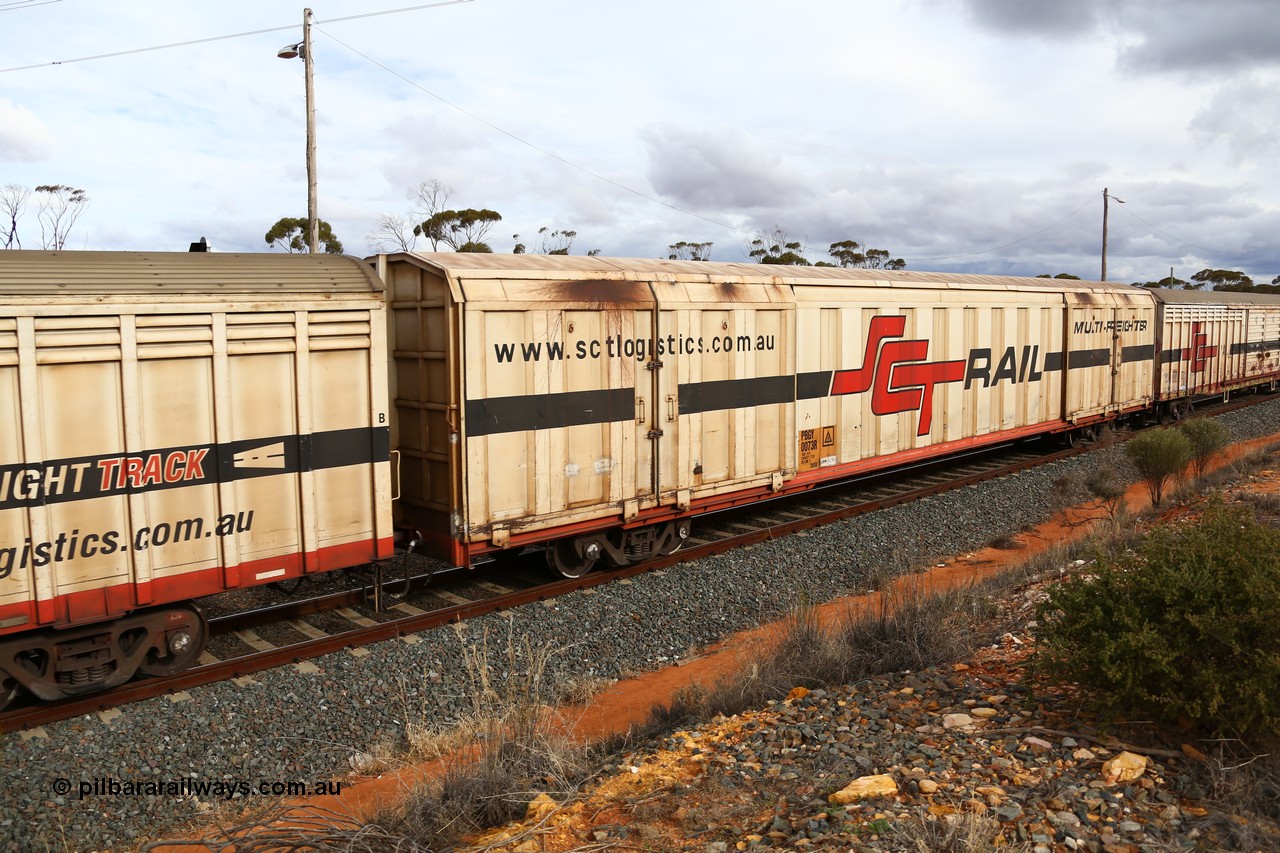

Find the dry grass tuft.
[
  {"left": 1183, "top": 746, "right": 1280, "bottom": 851},
  {"left": 379, "top": 628, "right": 604, "bottom": 846},
  {"left": 885, "top": 808, "right": 1035, "bottom": 852},
  {"left": 647, "top": 575, "right": 1000, "bottom": 730},
  {"left": 141, "top": 805, "right": 427, "bottom": 852}
]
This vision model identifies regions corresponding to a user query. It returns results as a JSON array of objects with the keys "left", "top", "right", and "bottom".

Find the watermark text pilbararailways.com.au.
[{"left": 51, "top": 776, "right": 343, "bottom": 801}]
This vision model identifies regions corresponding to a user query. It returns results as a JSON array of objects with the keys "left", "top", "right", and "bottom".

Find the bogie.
[
  {"left": 0, "top": 604, "right": 208, "bottom": 703},
  {"left": 546, "top": 520, "right": 692, "bottom": 579}
]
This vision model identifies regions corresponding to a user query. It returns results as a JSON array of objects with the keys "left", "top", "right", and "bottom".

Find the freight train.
[{"left": 2, "top": 250, "right": 1278, "bottom": 707}]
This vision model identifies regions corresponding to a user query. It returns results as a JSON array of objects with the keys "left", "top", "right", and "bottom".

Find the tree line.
[
  {"left": 1133, "top": 269, "right": 1280, "bottom": 293},
  {"left": 357, "top": 180, "right": 907, "bottom": 268},
  {"left": 7, "top": 177, "right": 1277, "bottom": 290},
  {"left": 1038, "top": 268, "right": 1280, "bottom": 292}
]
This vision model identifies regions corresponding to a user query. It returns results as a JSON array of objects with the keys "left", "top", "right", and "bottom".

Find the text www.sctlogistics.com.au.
[
  {"left": 0, "top": 510, "right": 254, "bottom": 579},
  {"left": 52, "top": 775, "right": 342, "bottom": 800}
]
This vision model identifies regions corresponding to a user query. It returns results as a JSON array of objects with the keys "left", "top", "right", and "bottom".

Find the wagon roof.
[
  {"left": 380, "top": 252, "right": 1151, "bottom": 295},
  {"left": 0, "top": 251, "right": 383, "bottom": 295},
  {"left": 1147, "top": 287, "right": 1280, "bottom": 306}
]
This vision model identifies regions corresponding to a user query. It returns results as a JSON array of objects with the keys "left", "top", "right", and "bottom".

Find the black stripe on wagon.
[
  {"left": 1121, "top": 344, "right": 1155, "bottom": 363},
  {"left": 1043, "top": 351, "right": 1065, "bottom": 372},
  {"left": 1068, "top": 348, "right": 1112, "bottom": 369},
  {"left": 1232, "top": 339, "right": 1280, "bottom": 355},
  {"left": 465, "top": 388, "right": 635, "bottom": 437},
  {"left": 796, "top": 371, "right": 833, "bottom": 400},
  {"left": 0, "top": 426, "right": 390, "bottom": 511},
  {"left": 679, "top": 375, "right": 796, "bottom": 416},
  {"left": 1161, "top": 349, "right": 1182, "bottom": 364}
]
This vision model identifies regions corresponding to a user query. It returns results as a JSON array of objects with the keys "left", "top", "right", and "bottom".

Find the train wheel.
[
  {"left": 656, "top": 520, "right": 692, "bottom": 556},
  {"left": 137, "top": 605, "right": 208, "bottom": 678},
  {"left": 546, "top": 538, "right": 601, "bottom": 579},
  {"left": 0, "top": 674, "right": 18, "bottom": 711}
]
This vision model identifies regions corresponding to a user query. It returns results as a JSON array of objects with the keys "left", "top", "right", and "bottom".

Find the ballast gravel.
[{"left": 3, "top": 400, "right": 1279, "bottom": 851}]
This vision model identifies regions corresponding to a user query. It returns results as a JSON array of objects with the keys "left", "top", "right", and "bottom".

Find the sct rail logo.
[
  {"left": 1183, "top": 322, "right": 1218, "bottom": 372},
  {"left": 830, "top": 315, "right": 965, "bottom": 436}
]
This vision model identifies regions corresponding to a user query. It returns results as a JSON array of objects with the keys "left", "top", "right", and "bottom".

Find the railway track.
[
  {"left": 1, "top": 393, "right": 1265, "bottom": 733},
  {"left": 0, "top": 435, "right": 1078, "bottom": 733}
]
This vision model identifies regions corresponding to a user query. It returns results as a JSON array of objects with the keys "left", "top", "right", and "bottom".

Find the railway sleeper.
[
  {"left": 0, "top": 603, "right": 207, "bottom": 708},
  {"left": 546, "top": 519, "right": 692, "bottom": 579}
]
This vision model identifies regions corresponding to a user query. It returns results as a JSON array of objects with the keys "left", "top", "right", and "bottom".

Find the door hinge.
[
  {"left": 646, "top": 359, "right": 663, "bottom": 371},
  {"left": 646, "top": 429, "right": 664, "bottom": 439}
]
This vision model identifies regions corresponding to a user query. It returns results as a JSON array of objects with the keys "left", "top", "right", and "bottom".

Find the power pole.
[
  {"left": 303, "top": 8, "right": 318, "bottom": 254},
  {"left": 1101, "top": 187, "right": 1124, "bottom": 281}
]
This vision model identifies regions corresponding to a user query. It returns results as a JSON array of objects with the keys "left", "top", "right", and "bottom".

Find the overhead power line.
[
  {"left": 0, "top": 0, "right": 63, "bottom": 11},
  {"left": 904, "top": 194, "right": 1097, "bottom": 262},
  {"left": 314, "top": 24, "right": 766, "bottom": 243},
  {"left": 0, "top": 1, "right": 475, "bottom": 74},
  {"left": 1115, "top": 204, "right": 1280, "bottom": 258}
]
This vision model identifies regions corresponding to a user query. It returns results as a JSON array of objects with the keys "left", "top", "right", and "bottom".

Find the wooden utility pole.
[
  {"left": 303, "top": 8, "right": 318, "bottom": 254},
  {"left": 1101, "top": 187, "right": 1124, "bottom": 281}
]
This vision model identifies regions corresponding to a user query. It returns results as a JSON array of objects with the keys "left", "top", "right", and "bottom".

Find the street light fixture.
[
  {"left": 277, "top": 8, "right": 318, "bottom": 254},
  {"left": 1101, "top": 186, "right": 1125, "bottom": 281}
]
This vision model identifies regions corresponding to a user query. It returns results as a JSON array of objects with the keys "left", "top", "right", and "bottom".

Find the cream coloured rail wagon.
[
  {"left": 375, "top": 253, "right": 1157, "bottom": 578},
  {"left": 1151, "top": 288, "right": 1280, "bottom": 416},
  {"left": 0, "top": 251, "right": 392, "bottom": 705},
  {"left": 9, "top": 249, "right": 1280, "bottom": 709}
]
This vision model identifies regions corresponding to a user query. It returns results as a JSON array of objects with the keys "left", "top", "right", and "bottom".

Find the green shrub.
[
  {"left": 1178, "top": 417, "right": 1229, "bottom": 479},
  {"left": 1034, "top": 497, "right": 1280, "bottom": 742},
  {"left": 1085, "top": 463, "right": 1127, "bottom": 519},
  {"left": 1125, "top": 428, "right": 1192, "bottom": 507}
]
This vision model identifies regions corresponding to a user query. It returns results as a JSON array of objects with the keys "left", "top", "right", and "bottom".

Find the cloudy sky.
[{"left": 2, "top": 0, "right": 1278, "bottom": 283}]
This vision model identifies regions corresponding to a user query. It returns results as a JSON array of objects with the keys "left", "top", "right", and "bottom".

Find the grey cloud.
[
  {"left": 951, "top": 0, "right": 1280, "bottom": 75},
  {"left": 642, "top": 125, "right": 811, "bottom": 211},
  {"left": 1114, "top": 0, "right": 1280, "bottom": 74},
  {"left": 1190, "top": 79, "right": 1280, "bottom": 163},
  {"left": 746, "top": 165, "right": 1280, "bottom": 281},
  {"left": 955, "top": 0, "right": 1103, "bottom": 36}
]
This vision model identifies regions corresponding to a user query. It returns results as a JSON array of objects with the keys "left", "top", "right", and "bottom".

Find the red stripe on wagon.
[{"left": 0, "top": 536, "right": 394, "bottom": 636}]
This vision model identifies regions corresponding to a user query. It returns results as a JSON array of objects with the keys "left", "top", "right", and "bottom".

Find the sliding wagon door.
[
  {"left": 460, "top": 278, "right": 657, "bottom": 546},
  {"left": 655, "top": 280, "right": 794, "bottom": 505}
]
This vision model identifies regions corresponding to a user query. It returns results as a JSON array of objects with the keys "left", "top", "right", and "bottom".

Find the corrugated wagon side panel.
[
  {"left": 460, "top": 289, "right": 647, "bottom": 542},
  {"left": 792, "top": 285, "right": 1069, "bottom": 475},
  {"left": 470, "top": 308, "right": 533, "bottom": 523},
  {"left": 1065, "top": 303, "right": 1112, "bottom": 416},
  {"left": 34, "top": 340, "right": 133, "bottom": 615},
  {"left": 308, "top": 334, "right": 382, "bottom": 558},
  {"left": 225, "top": 345, "right": 303, "bottom": 569},
  {"left": 0, "top": 253, "right": 391, "bottom": 633},
  {"left": 1113, "top": 297, "right": 1156, "bottom": 410},
  {"left": 134, "top": 328, "right": 221, "bottom": 585},
  {"left": 1245, "top": 305, "right": 1280, "bottom": 381},
  {"left": 662, "top": 288, "right": 794, "bottom": 503},
  {"left": 1, "top": 310, "right": 389, "bottom": 630},
  {"left": 1062, "top": 294, "right": 1150, "bottom": 419},
  {"left": 0, "top": 325, "right": 29, "bottom": 623},
  {"left": 1160, "top": 304, "right": 1237, "bottom": 398}
]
